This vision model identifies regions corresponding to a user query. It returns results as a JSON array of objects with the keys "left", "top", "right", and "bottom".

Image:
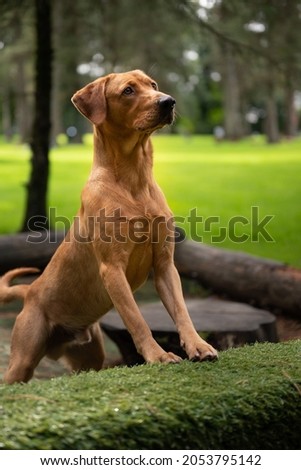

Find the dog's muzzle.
[{"left": 158, "top": 95, "right": 176, "bottom": 124}]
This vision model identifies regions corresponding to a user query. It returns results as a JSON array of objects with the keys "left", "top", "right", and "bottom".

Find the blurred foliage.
[{"left": 0, "top": 0, "right": 300, "bottom": 142}]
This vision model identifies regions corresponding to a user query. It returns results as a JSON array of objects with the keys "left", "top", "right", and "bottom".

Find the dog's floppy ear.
[{"left": 71, "top": 77, "right": 107, "bottom": 126}]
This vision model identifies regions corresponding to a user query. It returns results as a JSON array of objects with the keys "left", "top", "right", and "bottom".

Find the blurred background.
[{"left": 1, "top": 0, "right": 300, "bottom": 143}]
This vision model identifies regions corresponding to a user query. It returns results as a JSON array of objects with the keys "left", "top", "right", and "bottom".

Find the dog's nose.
[{"left": 158, "top": 95, "right": 176, "bottom": 110}]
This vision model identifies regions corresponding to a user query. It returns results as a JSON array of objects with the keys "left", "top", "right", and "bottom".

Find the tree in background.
[
  {"left": 21, "top": 0, "right": 52, "bottom": 231},
  {"left": 0, "top": 3, "right": 34, "bottom": 142},
  {"left": 51, "top": 0, "right": 85, "bottom": 143},
  {"left": 0, "top": 0, "right": 52, "bottom": 231}
]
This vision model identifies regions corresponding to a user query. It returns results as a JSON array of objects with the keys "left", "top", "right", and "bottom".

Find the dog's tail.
[{"left": 0, "top": 268, "right": 40, "bottom": 303}]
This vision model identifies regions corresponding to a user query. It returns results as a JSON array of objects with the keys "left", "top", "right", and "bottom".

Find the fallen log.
[
  {"left": 0, "top": 231, "right": 300, "bottom": 318},
  {"left": 174, "top": 238, "right": 301, "bottom": 319},
  {"left": 0, "top": 231, "right": 64, "bottom": 274}
]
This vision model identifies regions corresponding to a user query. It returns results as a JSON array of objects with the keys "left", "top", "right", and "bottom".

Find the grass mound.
[{"left": 0, "top": 341, "right": 300, "bottom": 449}]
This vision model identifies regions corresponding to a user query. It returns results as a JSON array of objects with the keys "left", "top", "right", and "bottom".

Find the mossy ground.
[{"left": 0, "top": 341, "right": 300, "bottom": 450}]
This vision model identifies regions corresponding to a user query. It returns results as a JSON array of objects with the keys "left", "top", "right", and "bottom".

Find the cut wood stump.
[{"left": 101, "top": 298, "right": 278, "bottom": 365}]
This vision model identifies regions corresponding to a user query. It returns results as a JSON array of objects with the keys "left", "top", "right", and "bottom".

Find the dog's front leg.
[
  {"left": 100, "top": 263, "right": 182, "bottom": 364},
  {"left": 154, "top": 258, "right": 218, "bottom": 362}
]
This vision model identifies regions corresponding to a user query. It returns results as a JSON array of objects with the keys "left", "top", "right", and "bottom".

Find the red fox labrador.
[{"left": 0, "top": 70, "right": 217, "bottom": 384}]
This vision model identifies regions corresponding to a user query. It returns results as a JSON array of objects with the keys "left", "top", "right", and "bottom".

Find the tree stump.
[{"left": 101, "top": 298, "right": 278, "bottom": 365}]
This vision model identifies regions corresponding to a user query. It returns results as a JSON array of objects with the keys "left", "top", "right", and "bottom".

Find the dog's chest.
[
  {"left": 92, "top": 182, "right": 172, "bottom": 243},
  {"left": 106, "top": 200, "right": 173, "bottom": 246}
]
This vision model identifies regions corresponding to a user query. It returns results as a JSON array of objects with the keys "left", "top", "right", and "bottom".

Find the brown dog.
[{"left": 0, "top": 70, "right": 217, "bottom": 384}]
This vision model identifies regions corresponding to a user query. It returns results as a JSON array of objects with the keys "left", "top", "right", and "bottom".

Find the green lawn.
[{"left": 0, "top": 135, "right": 301, "bottom": 267}]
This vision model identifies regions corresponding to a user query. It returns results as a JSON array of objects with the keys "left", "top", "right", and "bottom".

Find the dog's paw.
[
  {"left": 186, "top": 341, "right": 218, "bottom": 362},
  {"left": 159, "top": 351, "right": 182, "bottom": 364}
]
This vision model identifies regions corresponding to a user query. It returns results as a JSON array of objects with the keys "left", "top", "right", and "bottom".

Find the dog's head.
[{"left": 71, "top": 70, "right": 176, "bottom": 133}]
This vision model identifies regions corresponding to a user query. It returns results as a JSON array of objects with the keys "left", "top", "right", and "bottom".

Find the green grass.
[
  {"left": 0, "top": 341, "right": 300, "bottom": 449},
  {"left": 1, "top": 135, "right": 301, "bottom": 267}
]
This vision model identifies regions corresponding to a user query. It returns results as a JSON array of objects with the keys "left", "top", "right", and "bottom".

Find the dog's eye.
[
  {"left": 123, "top": 86, "right": 134, "bottom": 95},
  {"left": 151, "top": 82, "right": 158, "bottom": 90}
]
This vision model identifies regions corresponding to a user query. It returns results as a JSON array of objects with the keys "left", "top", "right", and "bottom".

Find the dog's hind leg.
[
  {"left": 61, "top": 322, "right": 105, "bottom": 373},
  {"left": 4, "top": 308, "right": 49, "bottom": 384}
]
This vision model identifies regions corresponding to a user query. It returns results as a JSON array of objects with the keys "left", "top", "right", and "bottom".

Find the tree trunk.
[
  {"left": 217, "top": 0, "right": 245, "bottom": 141},
  {"left": 2, "top": 91, "right": 13, "bottom": 141},
  {"left": 15, "top": 56, "right": 31, "bottom": 143},
  {"left": 284, "top": 79, "right": 298, "bottom": 138},
  {"left": 51, "top": 0, "right": 84, "bottom": 145},
  {"left": 221, "top": 44, "right": 245, "bottom": 140},
  {"left": 51, "top": 0, "right": 65, "bottom": 145},
  {"left": 21, "top": 0, "right": 52, "bottom": 232},
  {"left": 264, "top": 79, "right": 280, "bottom": 144}
]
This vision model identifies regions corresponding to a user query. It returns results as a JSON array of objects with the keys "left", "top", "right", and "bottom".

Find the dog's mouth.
[{"left": 159, "top": 107, "right": 175, "bottom": 126}]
